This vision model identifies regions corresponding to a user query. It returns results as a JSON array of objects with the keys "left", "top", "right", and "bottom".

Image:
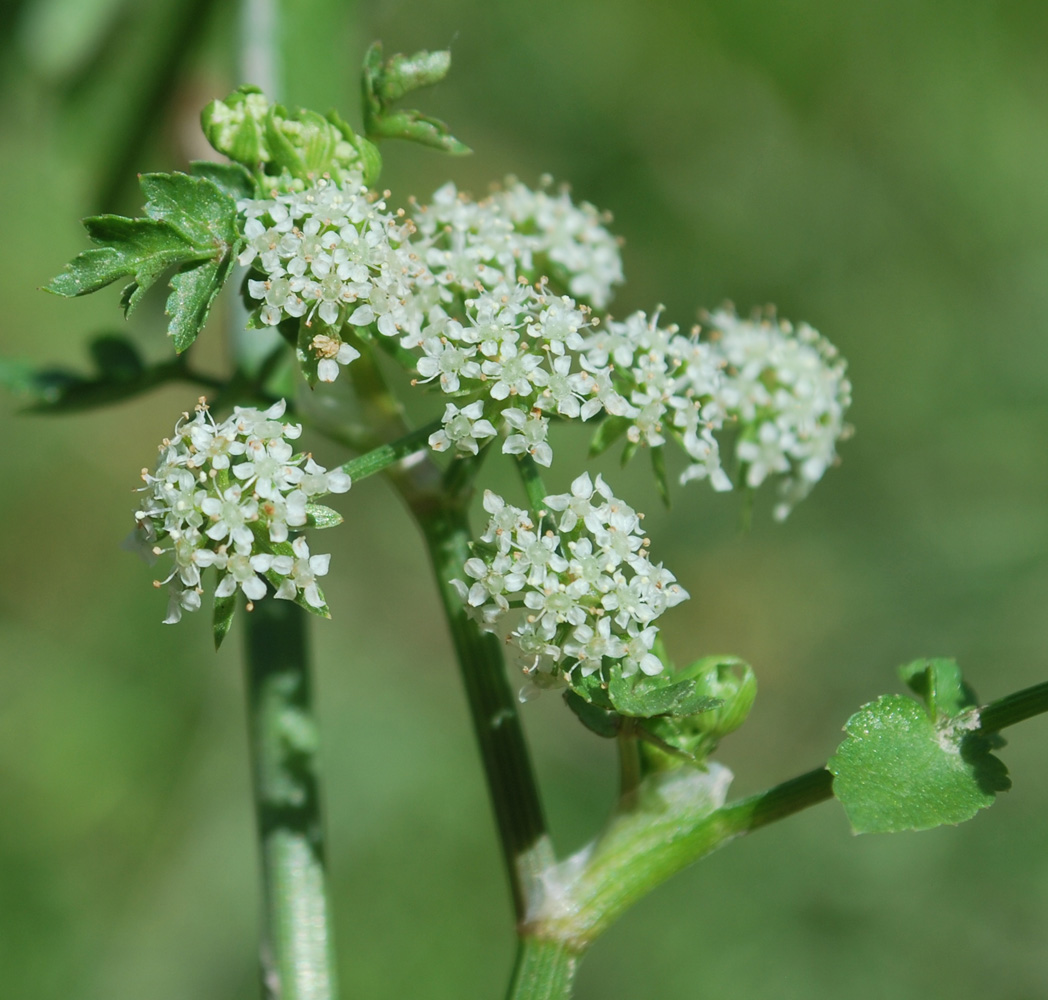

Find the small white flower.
[
  {"left": 429, "top": 401, "right": 498, "bottom": 456},
  {"left": 501, "top": 407, "right": 553, "bottom": 467}
]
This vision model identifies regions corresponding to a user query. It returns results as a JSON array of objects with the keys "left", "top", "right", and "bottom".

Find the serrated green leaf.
[
  {"left": 564, "top": 690, "right": 621, "bottom": 739},
  {"left": 828, "top": 694, "right": 1011, "bottom": 834},
  {"left": 46, "top": 215, "right": 202, "bottom": 307},
  {"left": 140, "top": 172, "right": 239, "bottom": 248},
  {"left": 566, "top": 670, "right": 614, "bottom": 711},
  {"left": 189, "top": 161, "right": 256, "bottom": 200},
  {"left": 304, "top": 504, "right": 343, "bottom": 529},
  {"left": 213, "top": 592, "right": 237, "bottom": 649},
  {"left": 898, "top": 657, "right": 977, "bottom": 719},
  {"left": 48, "top": 172, "right": 242, "bottom": 353},
  {"left": 608, "top": 672, "right": 719, "bottom": 719},
  {"left": 166, "top": 252, "right": 239, "bottom": 353}
]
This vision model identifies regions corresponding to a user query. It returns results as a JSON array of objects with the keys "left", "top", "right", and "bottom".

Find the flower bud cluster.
[
  {"left": 133, "top": 399, "right": 349, "bottom": 623},
  {"left": 453, "top": 475, "right": 688, "bottom": 683}
]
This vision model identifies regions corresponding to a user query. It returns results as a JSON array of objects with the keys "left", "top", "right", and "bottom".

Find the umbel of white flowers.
[
  {"left": 132, "top": 399, "right": 349, "bottom": 623},
  {"left": 453, "top": 474, "right": 688, "bottom": 686},
  {"left": 238, "top": 173, "right": 851, "bottom": 520}
]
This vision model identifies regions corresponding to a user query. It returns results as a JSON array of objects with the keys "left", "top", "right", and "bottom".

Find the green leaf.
[
  {"left": 898, "top": 657, "right": 977, "bottom": 719},
  {"left": 166, "top": 253, "right": 238, "bottom": 354},
  {"left": 362, "top": 42, "right": 471, "bottom": 154},
  {"left": 304, "top": 504, "right": 343, "bottom": 529},
  {"left": 563, "top": 690, "right": 620, "bottom": 739},
  {"left": 566, "top": 670, "right": 614, "bottom": 711},
  {"left": 189, "top": 161, "right": 256, "bottom": 201},
  {"left": 213, "top": 591, "right": 237, "bottom": 650},
  {"left": 47, "top": 172, "right": 242, "bottom": 353},
  {"left": 608, "top": 672, "right": 719, "bottom": 719},
  {"left": 828, "top": 694, "right": 1011, "bottom": 834},
  {"left": 140, "top": 172, "right": 239, "bottom": 246},
  {"left": 46, "top": 215, "right": 203, "bottom": 307}
]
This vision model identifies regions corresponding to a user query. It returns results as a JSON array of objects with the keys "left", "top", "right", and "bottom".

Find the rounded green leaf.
[{"left": 828, "top": 694, "right": 1010, "bottom": 834}]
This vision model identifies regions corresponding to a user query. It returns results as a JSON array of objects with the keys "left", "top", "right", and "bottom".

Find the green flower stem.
[
  {"left": 516, "top": 454, "right": 549, "bottom": 512},
  {"left": 616, "top": 720, "right": 642, "bottom": 804},
  {"left": 506, "top": 937, "right": 582, "bottom": 1000},
  {"left": 340, "top": 339, "right": 554, "bottom": 923},
  {"left": 243, "top": 598, "right": 339, "bottom": 1000},
  {"left": 336, "top": 420, "right": 440, "bottom": 483},
  {"left": 979, "top": 679, "right": 1048, "bottom": 733},
  {"left": 416, "top": 499, "right": 555, "bottom": 920}
]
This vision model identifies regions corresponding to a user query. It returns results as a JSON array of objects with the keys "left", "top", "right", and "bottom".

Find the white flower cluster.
[
  {"left": 234, "top": 173, "right": 850, "bottom": 515},
  {"left": 133, "top": 399, "right": 350, "bottom": 623},
  {"left": 412, "top": 177, "right": 624, "bottom": 307},
  {"left": 453, "top": 475, "right": 688, "bottom": 683},
  {"left": 580, "top": 309, "right": 731, "bottom": 491},
  {"left": 417, "top": 281, "right": 634, "bottom": 465},
  {"left": 706, "top": 309, "right": 852, "bottom": 519},
  {"left": 237, "top": 175, "right": 421, "bottom": 381}
]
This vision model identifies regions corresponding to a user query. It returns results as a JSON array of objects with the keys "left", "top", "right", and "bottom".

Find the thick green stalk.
[
  {"left": 532, "top": 766, "right": 834, "bottom": 949},
  {"left": 506, "top": 937, "right": 582, "bottom": 1000},
  {"left": 416, "top": 500, "right": 556, "bottom": 921},
  {"left": 243, "top": 598, "right": 339, "bottom": 1000}
]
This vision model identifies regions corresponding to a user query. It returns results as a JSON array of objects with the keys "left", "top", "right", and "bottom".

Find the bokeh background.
[{"left": 2, "top": 1, "right": 1048, "bottom": 997}]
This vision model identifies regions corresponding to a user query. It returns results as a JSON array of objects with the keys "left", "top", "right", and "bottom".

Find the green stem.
[
  {"left": 616, "top": 719, "right": 642, "bottom": 805},
  {"left": 506, "top": 937, "right": 582, "bottom": 1000},
  {"left": 535, "top": 766, "right": 834, "bottom": 949},
  {"left": 979, "top": 679, "right": 1048, "bottom": 733},
  {"left": 243, "top": 599, "right": 339, "bottom": 1000},
  {"left": 516, "top": 454, "right": 549, "bottom": 513},
  {"left": 336, "top": 420, "right": 440, "bottom": 483},
  {"left": 531, "top": 675, "right": 1048, "bottom": 950},
  {"left": 415, "top": 499, "right": 555, "bottom": 921}
]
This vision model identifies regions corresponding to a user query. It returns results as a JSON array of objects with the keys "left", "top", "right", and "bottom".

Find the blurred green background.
[{"left": 2, "top": 0, "right": 1047, "bottom": 997}]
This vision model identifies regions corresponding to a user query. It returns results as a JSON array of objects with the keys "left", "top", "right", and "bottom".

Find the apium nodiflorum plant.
[{"left": 25, "top": 43, "right": 1048, "bottom": 1000}]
